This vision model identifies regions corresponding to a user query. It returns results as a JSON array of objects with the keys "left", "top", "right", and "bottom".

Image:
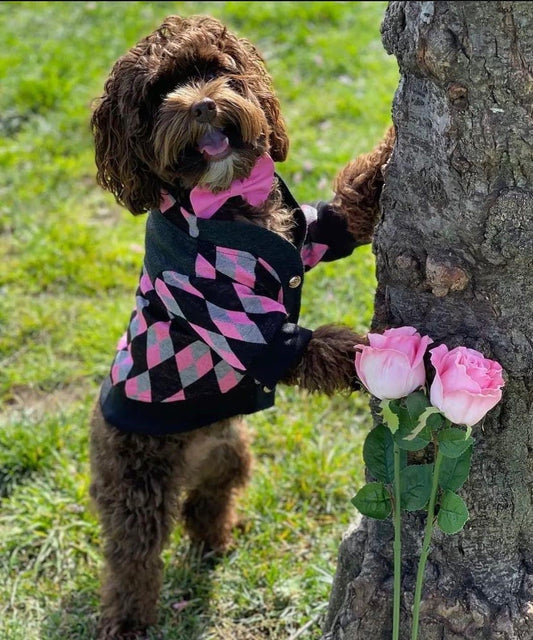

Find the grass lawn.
[{"left": 0, "top": 2, "right": 398, "bottom": 638}]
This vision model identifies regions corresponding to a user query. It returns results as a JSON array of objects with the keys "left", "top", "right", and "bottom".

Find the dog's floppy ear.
[
  {"left": 234, "top": 39, "right": 290, "bottom": 163},
  {"left": 91, "top": 83, "right": 160, "bottom": 216},
  {"left": 261, "top": 89, "right": 289, "bottom": 163}
]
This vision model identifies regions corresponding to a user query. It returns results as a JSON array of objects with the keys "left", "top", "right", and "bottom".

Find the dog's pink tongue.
[{"left": 198, "top": 130, "right": 229, "bottom": 156}]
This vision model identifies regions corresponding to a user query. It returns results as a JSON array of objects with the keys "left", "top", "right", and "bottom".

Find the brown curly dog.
[{"left": 89, "top": 15, "right": 394, "bottom": 639}]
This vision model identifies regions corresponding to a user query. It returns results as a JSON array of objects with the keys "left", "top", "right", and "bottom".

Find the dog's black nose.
[{"left": 191, "top": 98, "right": 217, "bottom": 123}]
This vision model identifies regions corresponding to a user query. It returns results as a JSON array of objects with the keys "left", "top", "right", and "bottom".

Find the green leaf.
[
  {"left": 438, "top": 429, "right": 474, "bottom": 458},
  {"left": 363, "top": 424, "right": 406, "bottom": 483},
  {"left": 394, "top": 421, "right": 431, "bottom": 451},
  {"left": 439, "top": 446, "right": 473, "bottom": 491},
  {"left": 380, "top": 399, "right": 399, "bottom": 433},
  {"left": 395, "top": 434, "right": 431, "bottom": 451},
  {"left": 403, "top": 406, "right": 442, "bottom": 441},
  {"left": 392, "top": 398, "right": 433, "bottom": 450},
  {"left": 437, "top": 491, "right": 469, "bottom": 534},
  {"left": 399, "top": 464, "right": 434, "bottom": 511},
  {"left": 351, "top": 482, "right": 392, "bottom": 520},
  {"left": 427, "top": 411, "right": 446, "bottom": 431},
  {"left": 405, "top": 391, "right": 431, "bottom": 422}
]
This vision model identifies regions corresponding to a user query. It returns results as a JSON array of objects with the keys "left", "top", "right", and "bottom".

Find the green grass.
[{"left": 0, "top": 2, "right": 398, "bottom": 638}]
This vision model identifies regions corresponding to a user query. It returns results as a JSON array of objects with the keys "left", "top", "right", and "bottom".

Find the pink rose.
[
  {"left": 429, "top": 345, "right": 504, "bottom": 426},
  {"left": 355, "top": 326, "right": 433, "bottom": 400}
]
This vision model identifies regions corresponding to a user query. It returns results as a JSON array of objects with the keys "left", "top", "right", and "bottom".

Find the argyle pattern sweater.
[{"left": 100, "top": 175, "right": 358, "bottom": 435}]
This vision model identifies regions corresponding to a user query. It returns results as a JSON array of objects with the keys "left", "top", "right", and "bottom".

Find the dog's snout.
[{"left": 191, "top": 98, "right": 217, "bottom": 123}]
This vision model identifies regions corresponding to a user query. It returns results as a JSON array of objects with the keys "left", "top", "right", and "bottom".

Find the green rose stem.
[
  {"left": 411, "top": 446, "right": 444, "bottom": 640},
  {"left": 392, "top": 440, "right": 402, "bottom": 640}
]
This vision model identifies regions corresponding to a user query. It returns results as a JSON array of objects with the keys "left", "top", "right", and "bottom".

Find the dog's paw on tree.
[{"left": 331, "top": 125, "right": 395, "bottom": 246}]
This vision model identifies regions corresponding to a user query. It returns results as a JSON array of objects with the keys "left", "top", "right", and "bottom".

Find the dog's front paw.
[
  {"left": 283, "top": 324, "right": 366, "bottom": 395},
  {"left": 332, "top": 126, "right": 395, "bottom": 245}
]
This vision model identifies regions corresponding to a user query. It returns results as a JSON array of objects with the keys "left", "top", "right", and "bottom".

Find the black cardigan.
[{"left": 100, "top": 175, "right": 357, "bottom": 435}]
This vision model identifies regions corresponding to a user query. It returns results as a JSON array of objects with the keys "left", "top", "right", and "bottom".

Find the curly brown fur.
[
  {"left": 90, "top": 407, "right": 183, "bottom": 638},
  {"left": 90, "top": 406, "right": 251, "bottom": 639},
  {"left": 90, "top": 14, "right": 393, "bottom": 638},
  {"left": 227, "top": 177, "right": 296, "bottom": 238},
  {"left": 282, "top": 325, "right": 368, "bottom": 394},
  {"left": 331, "top": 125, "right": 395, "bottom": 244},
  {"left": 181, "top": 418, "right": 252, "bottom": 551},
  {"left": 91, "top": 15, "right": 288, "bottom": 215}
]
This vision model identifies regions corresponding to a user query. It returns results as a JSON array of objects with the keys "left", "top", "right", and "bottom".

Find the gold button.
[{"left": 288, "top": 275, "right": 301, "bottom": 288}]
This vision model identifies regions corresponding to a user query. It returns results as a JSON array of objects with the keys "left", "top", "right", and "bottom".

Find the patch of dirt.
[{"left": 3, "top": 383, "right": 92, "bottom": 419}]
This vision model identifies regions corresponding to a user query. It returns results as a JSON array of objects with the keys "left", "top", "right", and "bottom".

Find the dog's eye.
[
  {"left": 224, "top": 56, "right": 237, "bottom": 71},
  {"left": 204, "top": 71, "right": 218, "bottom": 81}
]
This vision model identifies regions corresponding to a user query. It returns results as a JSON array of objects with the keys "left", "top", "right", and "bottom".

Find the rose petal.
[
  {"left": 429, "top": 364, "right": 445, "bottom": 411},
  {"left": 437, "top": 388, "right": 503, "bottom": 426},
  {"left": 429, "top": 344, "right": 449, "bottom": 371},
  {"left": 357, "top": 328, "right": 432, "bottom": 398},
  {"left": 357, "top": 349, "right": 418, "bottom": 399},
  {"left": 412, "top": 334, "right": 434, "bottom": 368},
  {"left": 440, "top": 361, "right": 482, "bottom": 394},
  {"left": 355, "top": 348, "right": 370, "bottom": 393},
  {"left": 368, "top": 327, "right": 432, "bottom": 365},
  {"left": 430, "top": 345, "right": 504, "bottom": 425},
  {"left": 383, "top": 326, "right": 419, "bottom": 337}
]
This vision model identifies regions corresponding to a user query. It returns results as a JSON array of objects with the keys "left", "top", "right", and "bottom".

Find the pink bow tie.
[{"left": 189, "top": 155, "right": 275, "bottom": 218}]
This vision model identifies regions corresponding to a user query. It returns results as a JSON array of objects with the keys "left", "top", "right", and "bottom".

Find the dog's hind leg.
[
  {"left": 181, "top": 417, "right": 252, "bottom": 553},
  {"left": 89, "top": 405, "right": 184, "bottom": 639}
]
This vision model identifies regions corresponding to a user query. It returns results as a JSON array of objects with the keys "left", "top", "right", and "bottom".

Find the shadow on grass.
[
  {"left": 0, "top": 463, "right": 33, "bottom": 499},
  {"left": 40, "top": 543, "right": 221, "bottom": 640}
]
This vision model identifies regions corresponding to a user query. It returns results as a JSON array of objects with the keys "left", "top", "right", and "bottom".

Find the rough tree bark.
[{"left": 323, "top": 2, "right": 533, "bottom": 639}]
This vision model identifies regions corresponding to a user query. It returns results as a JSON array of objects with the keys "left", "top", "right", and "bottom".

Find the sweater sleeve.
[
  {"left": 153, "top": 268, "right": 312, "bottom": 389},
  {"left": 300, "top": 201, "right": 358, "bottom": 271}
]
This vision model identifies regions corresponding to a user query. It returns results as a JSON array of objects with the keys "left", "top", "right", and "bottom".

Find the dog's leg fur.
[
  {"left": 280, "top": 127, "right": 395, "bottom": 396},
  {"left": 90, "top": 406, "right": 184, "bottom": 639},
  {"left": 332, "top": 125, "right": 395, "bottom": 245},
  {"left": 181, "top": 418, "right": 252, "bottom": 552},
  {"left": 282, "top": 324, "right": 366, "bottom": 394}
]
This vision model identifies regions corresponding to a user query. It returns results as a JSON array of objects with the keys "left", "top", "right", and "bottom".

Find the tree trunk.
[{"left": 323, "top": 2, "right": 533, "bottom": 639}]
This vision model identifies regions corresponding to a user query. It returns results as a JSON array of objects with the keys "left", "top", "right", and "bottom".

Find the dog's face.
[{"left": 91, "top": 16, "right": 289, "bottom": 214}]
